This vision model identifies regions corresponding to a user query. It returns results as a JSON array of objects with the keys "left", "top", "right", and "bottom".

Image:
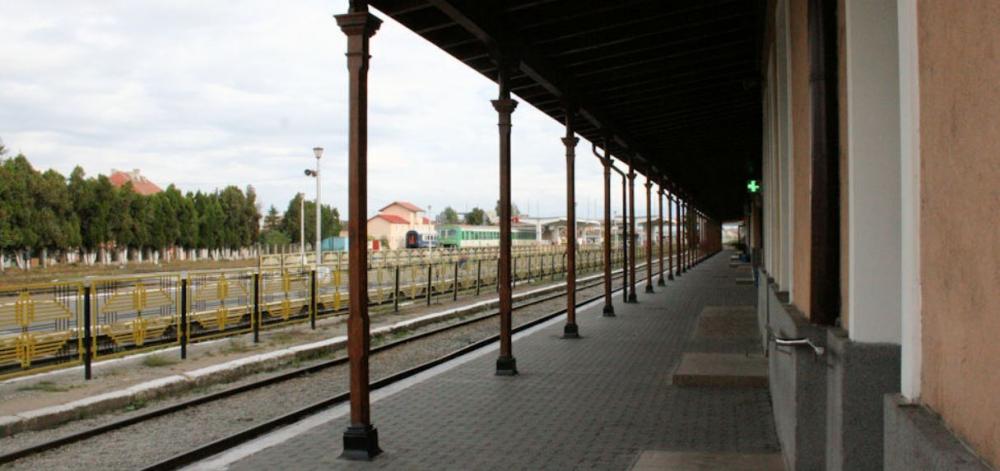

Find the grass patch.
[
  {"left": 17, "top": 381, "right": 74, "bottom": 393},
  {"left": 389, "top": 327, "right": 413, "bottom": 340},
  {"left": 142, "top": 354, "right": 178, "bottom": 368},
  {"left": 124, "top": 398, "right": 148, "bottom": 412}
]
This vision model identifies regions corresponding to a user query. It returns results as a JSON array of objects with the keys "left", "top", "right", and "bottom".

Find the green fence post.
[
  {"left": 252, "top": 272, "right": 260, "bottom": 343},
  {"left": 180, "top": 276, "right": 188, "bottom": 358},
  {"left": 309, "top": 269, "right": 317, "bottom": 330},
  {"left": 83, "top": 283, "right": 93, "bottom": 380}
]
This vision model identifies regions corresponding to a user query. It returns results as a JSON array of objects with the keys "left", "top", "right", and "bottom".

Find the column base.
[
  {"left": 602, "top": 304, "right": 616, "bottom": 317},
  {"left": 562, "top": 323, "right": 580, "bottom": 338},
  {"left": 645, "top": 284, "right": 655, "bottom": 293},
  {"left": 496, "top": 355, "right": 518, "bottom": 376},
  {"left": 668, "top": 273, "right": 674, "bottom": 280},
  {"left": 657, "top": 277, "right": 666, "bottom": 287},
  {"left": 341, "top": 424, "right": 381, "bottom": 461},
  {"left": 627, "top": 291, "right": 638, "bottom": 303}
]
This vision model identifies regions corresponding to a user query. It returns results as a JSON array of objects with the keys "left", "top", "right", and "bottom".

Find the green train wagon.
[{"left": 436, "top": 224, "right": 537, "bottom": 248}]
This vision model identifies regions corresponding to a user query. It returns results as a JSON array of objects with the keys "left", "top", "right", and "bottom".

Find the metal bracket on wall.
[{"left": 773, "top": 336, "right": 826, "bottom": 357}]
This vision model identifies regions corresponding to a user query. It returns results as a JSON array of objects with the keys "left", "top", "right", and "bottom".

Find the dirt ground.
[{"left": 0, "top": 258, "right": 258, "bottom": 289}]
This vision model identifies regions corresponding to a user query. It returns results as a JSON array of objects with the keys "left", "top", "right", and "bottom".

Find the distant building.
[
  {"left": 109, "top": 168, "right": 162, "bottom": 195},
  {"left": 367, "top": 201, "right": 435, "bottom": 250}
]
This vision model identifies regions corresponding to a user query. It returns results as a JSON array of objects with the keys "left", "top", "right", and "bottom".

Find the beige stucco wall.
[
  {"left": 789, "top": 0, "right": 812, "bottom": 317},
  {"left": 917, "top": 1, "right": 1000, "bottom": 466},
  {"left": 367, "top": 218, "right": 393, "bottom": 247}
]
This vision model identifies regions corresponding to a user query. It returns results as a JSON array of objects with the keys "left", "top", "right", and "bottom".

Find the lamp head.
[{"left": 313, "top": 147, "right": 324, "bottom": 159}]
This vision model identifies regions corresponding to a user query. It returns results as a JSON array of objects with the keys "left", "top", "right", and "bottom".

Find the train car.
[
  {"left": 437, "top": 224, "right": 537, "bottom": 248},
  {"left": 405, "top": 230, "right": 437, "bottom": 249}
]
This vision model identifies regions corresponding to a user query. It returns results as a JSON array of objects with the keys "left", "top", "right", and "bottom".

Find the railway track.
[{"left": 0, "top": 261, "right": 668, "bottom": 470}]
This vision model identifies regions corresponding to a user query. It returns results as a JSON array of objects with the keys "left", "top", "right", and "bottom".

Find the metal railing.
[{"left": 0, "top": 244, "right": 649, "bottom": 380}]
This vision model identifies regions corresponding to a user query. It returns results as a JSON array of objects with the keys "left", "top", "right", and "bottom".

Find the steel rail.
[
  {"left": 0, "top": 258, "right": 670, "bottom": 466},
  {"left": 141, "top": 271, "right": 659, "bottom": 471}
]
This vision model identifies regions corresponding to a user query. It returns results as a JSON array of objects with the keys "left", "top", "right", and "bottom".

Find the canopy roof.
[{"left": 369, "top": 0, "right": 764, "bottom": 220}]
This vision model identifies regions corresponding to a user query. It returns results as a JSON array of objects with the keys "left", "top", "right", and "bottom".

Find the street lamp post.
[
  {"left": 305, "top": 147, "right": 324, "bottom": 268},
  {"left": 300, "top": 194, "right": 306, "bottom": 266}
]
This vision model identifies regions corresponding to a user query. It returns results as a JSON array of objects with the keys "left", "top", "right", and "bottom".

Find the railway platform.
[{"left": 211, "top": 251, "right": 781, "bottom": 470}]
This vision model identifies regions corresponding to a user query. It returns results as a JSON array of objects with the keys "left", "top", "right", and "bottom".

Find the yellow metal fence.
[{"left": 0, "top": 245, "right": 647, "bottom": 380}]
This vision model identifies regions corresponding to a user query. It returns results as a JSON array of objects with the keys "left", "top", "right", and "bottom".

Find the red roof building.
[
  {"left": 109, "top": 168, "right": 163, "bottom": 195},
  {"left": 379, "top": 201, "right": 424, "bottom": 213},
  {"left": 367, "top": 201, "right": 435, "bottom": 250}
]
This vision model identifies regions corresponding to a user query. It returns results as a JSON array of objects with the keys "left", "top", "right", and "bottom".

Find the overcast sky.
[{"left": 1, "top": 0, "right": 657, "bottom": 221}]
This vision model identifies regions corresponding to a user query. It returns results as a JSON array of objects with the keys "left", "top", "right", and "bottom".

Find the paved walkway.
[{"left": 225, "top": 252, "right": 779, "bottom": 470}]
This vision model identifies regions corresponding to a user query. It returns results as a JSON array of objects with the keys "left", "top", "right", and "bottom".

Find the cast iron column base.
[
  {"left": 562, "top": 323, "right": 580, "bottom": 338},
  {"left": 496, "top": 355, "right": 518, "bottom": 376},
  {"left": 602, "top": 304, "right": 616, "bottom": 317},
  {"left": 657, "top": 276, "right": 666, "bottom": 287},
  {"left": 668, "top": 273, "right": 674, "bottom": 281},
  {"left": 627, "top": 291, "right": 638, "bottom": 303},
  {"left": 645, "top": 283, "right": 655, "bottom": 293},
  {"left": 341, "top": 424, "right": 381, "bottom": 461}
]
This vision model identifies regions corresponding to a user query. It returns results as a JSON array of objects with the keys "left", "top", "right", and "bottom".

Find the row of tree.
[
  {"left": 0, "top": 152, "right": 262, "bottom": 269},
  {"left": 435, "top": 202, "right": 521, "bottom": 226},
  {"left": 258, "top": 193, "right": 342, "bottom": 249}
]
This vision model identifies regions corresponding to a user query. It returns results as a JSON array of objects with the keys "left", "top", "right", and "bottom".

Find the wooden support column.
[
  {"left": 683, "top": 200, "right": 690, "bottom": 271},
  {"left": 627, "top": 160, "right": 638, "bottom": 303},
  {"left": 597, "top": 141, "right": 615, "bottom": 317},
  {"left": 667, "top": 189, "right": 674, "bottom": 280},
  {"left": 657, "top": 182, "right": 666, "bottom": 286},
  {"left": 644, "top": 176, "right": 654, "bottom": 293},
  {"left": 335, "top": 2, "right": 381, "bottom": 460},
  {"left": 682, "top": 200, "right": 687, "bottom": 270},
  {"left": 674, "top": 194, "right": 682, "bottom": 276},
  {"left": 562, "top": 107, "right": 580, "bottom": 338},
  {"left": 493, "top": 58, "right": 518, "bottom": 375},
  {"left": 618, "top": 166, "right": 628, "bottom": 303},
  {"left": 608, "top": 163, "right": 628, "bottom": 303}
]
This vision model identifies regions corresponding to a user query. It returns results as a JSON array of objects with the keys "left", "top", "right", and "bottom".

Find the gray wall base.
[
  {"left": 763, "top": 275, "right": 828, "bottom": 471},
  {"left": 884, "top": 394, "right": 994, "bottom": 471},
  {"left": 826, "top": 329, "right": 900, "bottom": 470}
]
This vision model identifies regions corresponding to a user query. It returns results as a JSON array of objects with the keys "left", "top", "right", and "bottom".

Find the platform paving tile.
[{"left": 230, "top": 252, "right": 779, "bottom": 470}]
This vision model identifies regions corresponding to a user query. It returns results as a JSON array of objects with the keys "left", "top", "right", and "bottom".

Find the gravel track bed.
[{"left": 1, "top": 269, "right": 639, "bottom": 471}]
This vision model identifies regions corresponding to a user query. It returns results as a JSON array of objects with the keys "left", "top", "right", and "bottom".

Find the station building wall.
[
  {"left": 915, "top": 1, "right": 1000, "bottom": 465},
  {"left": 758, "top": 0, "right": 997, "bottom": 468}
]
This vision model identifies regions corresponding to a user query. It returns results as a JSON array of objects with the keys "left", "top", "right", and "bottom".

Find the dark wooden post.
[
  {"left": 562, "top": 107, "right": 579, "bottom": 338},
  {"left": 657, "top": 183, "right": 666, "bottom": 286},
  {"left": 674, "top": 194, "right": 682, "bottom": 277},
  {"left": 493, "top": 58, "right": 518, "bottom": 375},
  {"left": 667, "top": 190, "right": 674, "bottom": 280},
  {"left": 614, "top": 165, "right": 628, "bottom": 303},
  {"left": 335, "top": 2, "right": 381, "bottom": 460},
  {"left": 683, "top": 200, "right": 690, "bottom": 272},
  {"left": 644, "top": 176, "right": 654, "bottom": 293},
  {"left": 598, "top": 141, "right": 614, "bottom": 317},
  {"left": 627, "top": 160, "right": 637, "bottom": 302}
]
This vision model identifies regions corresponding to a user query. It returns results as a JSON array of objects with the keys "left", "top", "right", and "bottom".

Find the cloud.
[{"left": 0, "top": 0, "right": 653, "bottom": 219}]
